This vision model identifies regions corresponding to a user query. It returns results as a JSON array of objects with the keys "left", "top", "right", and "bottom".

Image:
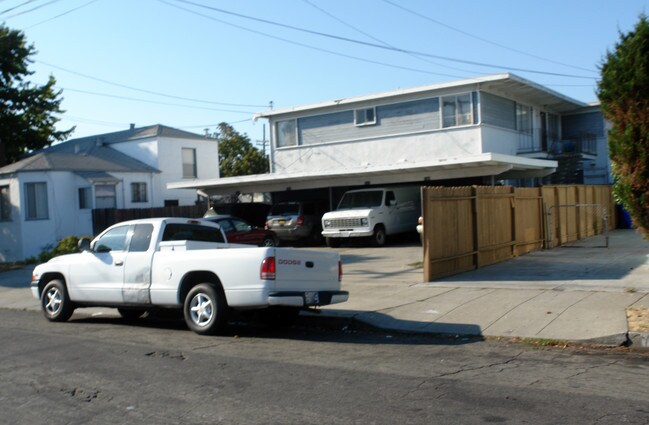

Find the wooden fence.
[{"left": 422, "top": 185, "right": 614, "bottom": 281}]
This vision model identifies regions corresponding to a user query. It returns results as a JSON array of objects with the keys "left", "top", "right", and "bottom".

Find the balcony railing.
[{"left": 517, "top": 129, "right": 598, "bottom": 156}]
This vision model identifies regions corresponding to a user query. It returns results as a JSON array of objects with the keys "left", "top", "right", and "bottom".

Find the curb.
[{"left": 628, "top": 332, "right": 649, "bottom": 349}]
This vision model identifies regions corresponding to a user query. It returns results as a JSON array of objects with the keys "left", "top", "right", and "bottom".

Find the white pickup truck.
[{"left": 31, "top": 218, "right": 348, "bottom": 335}]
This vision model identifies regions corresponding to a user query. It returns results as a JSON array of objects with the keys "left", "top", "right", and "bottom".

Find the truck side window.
[
  {"left": 385, "top": 191, "right": 396, "bottom": 206},
  {"left": 129, "top": 223, "right": 153, "bottom": 252},
  {"left": 163, "top": 223, "right": 225, "bottom": 243},
  {"left": 94, "top": 225, "right": 129, "bottom": 253}
]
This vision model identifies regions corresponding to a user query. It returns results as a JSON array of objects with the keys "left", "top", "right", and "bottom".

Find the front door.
[{"left": 67, "top": 225, "right": 128, "bottom": 303}]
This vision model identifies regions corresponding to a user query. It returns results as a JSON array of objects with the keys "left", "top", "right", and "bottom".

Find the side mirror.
[
  {"left": 78, "top": 237, "right": 91, "bottom": 252},
  {"left": 389, "top": 199, "right": 397, "bottom": 207}
]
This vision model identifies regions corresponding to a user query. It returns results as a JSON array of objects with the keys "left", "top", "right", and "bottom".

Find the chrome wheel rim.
[
  {"left": 189, "top": 293, "right": 213, "bottom": 326},
  {"left": 45, "top": 287, "right": 62, "bottom": 315}
]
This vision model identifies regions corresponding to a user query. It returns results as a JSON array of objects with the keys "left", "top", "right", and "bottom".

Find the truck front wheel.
[
  {"left": 41, "top": 279, "right": 75, "bottom": 322},
  {"left": 183, "top": 283, "right": 227, "bottom": 335},
  {"left": 371, "top": 226, "right": 387, "bottom": 247}
]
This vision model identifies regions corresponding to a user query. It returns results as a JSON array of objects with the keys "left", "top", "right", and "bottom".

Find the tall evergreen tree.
[
  {"left": 598, "top": 15, "right": 649, "bottom": 237},
  {"left": 0, "top": 25, "right": 72, "bottom": 166},
  {"left": 216, "top": 122, "right": 268, "bottom": 177}
]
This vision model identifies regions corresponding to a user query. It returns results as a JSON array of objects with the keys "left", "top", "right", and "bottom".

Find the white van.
[{"left": 321, "top": 187, "right": 421, "bottom": 247}]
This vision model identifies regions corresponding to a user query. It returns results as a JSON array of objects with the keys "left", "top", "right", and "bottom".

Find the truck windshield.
[{"left": 337, "top": 191, "right": 383, "bottom": 209}]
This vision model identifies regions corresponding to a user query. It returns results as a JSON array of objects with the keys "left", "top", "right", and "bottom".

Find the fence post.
[{"left": 472, "top": 186, "right": 479, "bottom": 269}]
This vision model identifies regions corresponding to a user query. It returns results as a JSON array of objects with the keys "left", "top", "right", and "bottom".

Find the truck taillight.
[
  {"left": 338, "top": 260, "right": 343, "bottom": 282},
  {"left": 260, "top": 256, "right": 276, "bottom": 280},
  {"left": 296, "top": 215, "right": 305, "bottom": 226}
]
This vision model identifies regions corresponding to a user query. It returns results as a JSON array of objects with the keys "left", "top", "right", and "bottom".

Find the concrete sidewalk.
[
  {"left": 321, "top": 229, "right": 649, "bottom": 347},
  {"left": 1, "top": 229, "right": 648, "bottom": 347}
]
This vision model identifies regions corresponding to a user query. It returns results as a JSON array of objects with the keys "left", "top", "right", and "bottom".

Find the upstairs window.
[
  {"left": 25, "top": 182, "right": 48, "bottom": 220},
  {"left": 276, "top": 120, "right": 297, "bottom": 147},
  {"left": 131, "top": 182, "right": 148, "bottom": 203},
  {"left": 78, "top": 187, "right": 92, "bottom": 209},
  {"left": 0, "top": 185, "right": 10, "bottom": 221},
  {"left": 516, "top": 104, "right": 532, "bottom": 134},
  {"left": 442, "top": 93, "right": 474, "bottom": 128},
  {"left": 182, "top": 148, "right": 197, "bottom": 178},
  {"left": 354, "top": 108, "right": 376, "bottom": 126}
]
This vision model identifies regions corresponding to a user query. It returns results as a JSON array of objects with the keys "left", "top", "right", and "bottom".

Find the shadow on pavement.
[{"left": 65, "top": 309, "right": 484, "bottom": 346}]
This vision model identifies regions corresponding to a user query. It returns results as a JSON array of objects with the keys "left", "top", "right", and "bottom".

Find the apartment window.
[
  {"left": 78, "top": 187, "right": 92, "bottom": 209},
  {"left": 182, "top": 148, "right": 197, "bottom": 178},
  {"left": 131, "top": 182, "right": 147, "bottom": 203},
  {"left": 516, "top": 104, "right": 532, "bottom": 134},
  {"left": 276, "top": 120, "right": 297, "bottom": 147},
  {"left": 354, "top": 108, "right": 376, "bottom": 126},
  {"left": 25, "top": 182, "right": 48, "bottom": 220},
  {"left": 442, "top": 93, "right": 474, "bottom": 128},
  {"left": 95, "top": 184, "right": 116, "bottom": 209},
  {"left": 547, "top": 113, "right": 560, "bottom": 141},
  {"left": 0, "top": 185, "right": 10, "bottom": 221}
]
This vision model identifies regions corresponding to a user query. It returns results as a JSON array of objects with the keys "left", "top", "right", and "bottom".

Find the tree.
[
  {"left": 598, "top": 15, "right": 649, "bottom": 237},
  {"left": 216, "top": 122, "right": 269, "bottom": 177},
  {"left": 0, "top": 24, "right": 72, "bottom": 166}
]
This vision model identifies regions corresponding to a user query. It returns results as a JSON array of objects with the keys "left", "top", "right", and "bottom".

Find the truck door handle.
[
  {"left": 115, "top": 261, "right": 124, "bottom": 266},
  {"left": 306, "top": 261, "right": 314, "bottom": 268}
]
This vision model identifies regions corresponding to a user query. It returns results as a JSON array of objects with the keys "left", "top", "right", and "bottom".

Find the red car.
[{"left": 204, "top": 215, "right": 278, "bottom": 247}]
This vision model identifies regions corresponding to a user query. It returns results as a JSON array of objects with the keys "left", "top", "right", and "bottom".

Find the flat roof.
[
  {"left": 169, "top": 153, "right": 557, "bottom": 196},
  {"left": 254, "top": 73, "right": 588, "bottom": 120}
]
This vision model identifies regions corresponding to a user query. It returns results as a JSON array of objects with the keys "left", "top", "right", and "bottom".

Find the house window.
[
  {"left": 25, "top": 182, "right": 48, "bottom": 220},
  {"left": 516, "top": 104, "right": 532, "bottom": 134},
  {"left": 354, "top": 108, "right": 376, "bottom": 126},
  {"left": 131, "top": 182, "right": 147, "bottom": 203},
  {"left": 0, "top": 185, "right": 10, "bottom": 221},
  {"left": 276, "top": 120, "right": 297, "bottom": 147},
  {"left": 442, "top": 93, "right": 474, "bottom": 128},
  {"left": 182, "top": 148, "right": 197, "bottom": 178},
  {"left": 95, "top": 184, "right": 116, "bottom": 209},
  {"left": 78, "top": 187, "right": 92, "bottom": 209}
]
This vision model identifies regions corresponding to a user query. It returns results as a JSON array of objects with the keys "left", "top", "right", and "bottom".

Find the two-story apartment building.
[
  {"left": 0, "top": 124, "right": 218, "bottom": 262},
  {"left": 169, "top": 73, "right": 609, "bottom": 206}
]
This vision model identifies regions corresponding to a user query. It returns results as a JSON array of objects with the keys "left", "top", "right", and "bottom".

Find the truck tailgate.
[{"left": 274, "top": 248, "right": 340, "bottom": 291}]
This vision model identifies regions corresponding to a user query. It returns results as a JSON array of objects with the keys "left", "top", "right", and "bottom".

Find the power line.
[
  {"left": 38, "top": 60, "right": 268, "bottom": 108},
  {"left": 381, "top": 0, "right": 597, "bottom": 74},
  {"left": 0, "top": 0, "right": 38, "bottom": 16},
  {"left": 23, "top": 0, "right": 99, "bottom": 29},
  {"left": 301, "top": 0, "right": 474, "bottom": 75},
  {"left": 169, "top": 0, "right": 595, "bottom": 80},
  {"left": 59, "top": 86, "right": 256, "bottom": 114},
  {"left": 159, "top": 0, "right": 464, "bottom": 79},
  {"left": 2, "top": 0, "right": 62, "bottom": 19}
]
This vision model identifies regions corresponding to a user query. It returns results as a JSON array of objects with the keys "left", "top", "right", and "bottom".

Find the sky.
[{"left": 2, "top": 0, "right": 648, "bottom": 147}]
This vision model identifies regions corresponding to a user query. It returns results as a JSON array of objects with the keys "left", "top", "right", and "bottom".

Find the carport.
[{"left": 168, "top": 153, "right": 557, "bottom": 208}]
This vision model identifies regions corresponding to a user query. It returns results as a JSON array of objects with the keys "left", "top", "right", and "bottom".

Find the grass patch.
[
  {"left": 626, "top": 306, "right": 649, "bottom": 332},
  {"left": 408, "top": 261, "right": 424, "bottom": 269}
]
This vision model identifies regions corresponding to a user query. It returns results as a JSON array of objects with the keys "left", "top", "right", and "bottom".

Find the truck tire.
[
  {"left": 41, "top": 279, "right": 75, "bottom": 322},
  {"left": 326, "top": 237, "right": 341, "bottom": 248},
  {"left": 117, "top": 308, "right": 146, "bottom": 321},
  {"left": 183, "top": 283, "right": 227, "bottom": 335},
  {"left": 371, "top": 225, "right": 387, "bottom": 247}
]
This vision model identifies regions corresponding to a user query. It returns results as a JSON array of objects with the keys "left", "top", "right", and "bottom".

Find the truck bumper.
[
  {"left": 30, "top": 281, "right": 40, "bottom": 299},
  {"left": 321, "top": 229, "right": 373, "bottom": 238},
  {"left": 268, "top": 290, "right": 349, "bottom": 307}
]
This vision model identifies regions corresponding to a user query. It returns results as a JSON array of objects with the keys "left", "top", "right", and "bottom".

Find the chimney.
[{"left": 130, "top": 123, "right": 136, "bottom": 130}]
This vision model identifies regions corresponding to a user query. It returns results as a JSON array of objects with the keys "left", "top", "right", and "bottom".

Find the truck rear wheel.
[
  {"left": 41, "top": 279, "right": 75, "bottom": 322},
  {"left": 183, "top": 283, "right": 227, "bottom": 335}
]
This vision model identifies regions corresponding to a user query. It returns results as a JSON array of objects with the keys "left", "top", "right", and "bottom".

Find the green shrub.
[{"left": 38, "top": 236, "right": 82, "bottom": 263}]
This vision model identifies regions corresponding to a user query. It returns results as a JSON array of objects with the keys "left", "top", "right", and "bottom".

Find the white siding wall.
[
  {"left": 111, "top": 136, "right": 219, "bottom": 207},
  {"left": 156, "top": 136, "right": 219, "bottom": 206},
  {"left": 272, "top": 127, "right": 483, "bottom": 174},
  {"left": 0, "top": 176, "right": 22, "bottom": 262}
]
